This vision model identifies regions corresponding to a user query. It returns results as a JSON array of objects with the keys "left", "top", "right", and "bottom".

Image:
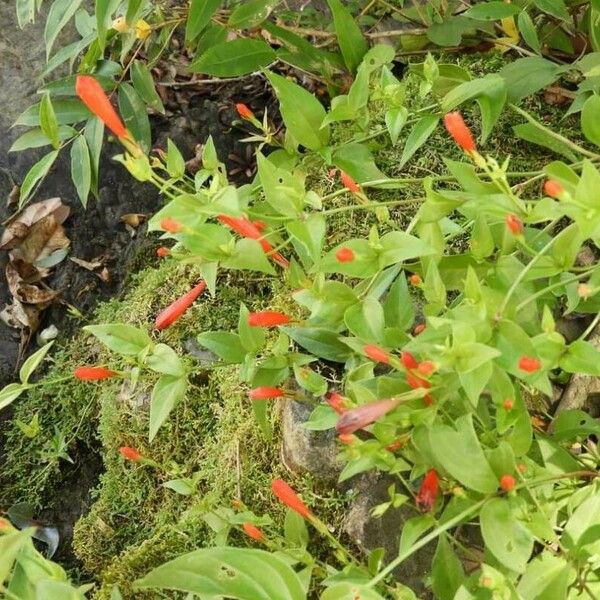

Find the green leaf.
[
  {"left": 429, "top": 415, "right": 498, "bottom": 493},
  {"left": 534, "top": 0, "right": 571, "bottom": 22},
  {"left": 19, "top": 150, "right": 59, "bottom": 207},
  {"left": 344, "top": 297, "right": 385, "bottom": 343},
  {"left": 228, "top": 0, "right": 276, "bottom": 28},
  {"left": 131, "top": 60, "right": 165, "bottom": 114},
  {"left": 39, "top": 94, "right": 60, "bottom": 149},
  {"left": 327, "top": 0, "right": 368, "bottom": 73},
  {"left": 16, "top": 0, "right": 36, "bottom": 28},
  {"left": 186, "top": 0, "right": 222, "bottom": 42},
  {"left": 257, "top": 153, "right": 303, "bottom": 217},
  {"left": 190, "top": 39, "right": 276, "bottom": 77},
  {"left": 266, "top": 71, "right": 329, "bottom": 150},
  {"left": 512, "top": 123, "right": 578, "bottom": 162},
  {"left": 563, "top": 492, "right": 600, "bottom": 549},
  {"left": 284, "top": 508, "right": 309, "bottom": 547},
  {"left": 581, "top": 94, "right": 600, "bottom": 148},
  {"left": 321, "top": 583, "right": 386, "bottom": 600},
  {"left": 84, "top": 324, "right": 153, "bottom": 355},
  {"left": 332, "top": 143, "right": 385, "bottom": 183},
  {"left": 0, "top": 383, "right": 28, "bottom": 411},
  {"left": 464, "top": 2, "right": 520, "bottom": 20},
  {"left": 44, "top": 0, "right": 82, "bottom": 59},
  {"left": 222, "top": 238, "right": 276, "bottom": 275},
  {"left": 282, "top": 327, "right": 351, "bottom": 363},
  {"left": 146, "top": 343, "right": 186, "bottom": 377},
  {"left": 84, "top": 117, "right": 104, "bottom": 198},
  {"left": 149, "top": 375, "right": 187, "bottom": 441},
  {"left": 238, "top": 304, "right": 265, "bottom": 354},
  {"left": 134, "top": 547, "right": 306, "bottom": 599},
  {"left": 480, "top": 498, "right": 534, "bottom": 573},
  {"left": 517, "top": 12, "right": 541, "bottom": 54},
  {"left": 0, "top": 530, "right": 31, "bottom": 584},
  {"left": 19, "top": 342, "right": 54, "bottom": 385},
  {"left": 163, "top": 478, "right": 195, "bottom": 495},
  {"left": 399, "top": 116, "right": 439, "bottom": 168},
  {"left": 499, "top": 57, "right": 562, "bottom": 102},
  {"left": 517, "top": 553, "right": 573, "bottom": 600},
  {"left": 15, "top": 99, "right": 91, "bottom": 127},
  {"left": 126, "top": 0, "right": 145, "bottom": 25},
  {"left": 166, "top": 139, "right": 185, "bottom": 179},
  {"left": 9, "top": 126, "right": 77, "bottom": 152},
  {"left": 70, "top": 135, "right": 92, "bottom": 207},
  {"left": 96, "top": 0, "right": 119, "bottom": 51},
  {"left": 118, "top": 83, "right": 151, "bottom": 153},
  {"left": 197, "top": 332, "right": 247, "bottom": 364},
  {"left": 427, "top": 16, "right": 474, "bottom": 47},
  {"left": 293, "top": 364, "right": 328, "bottom": 396},
  {"left": 431, "top": 535, "right": 465, "bottom": 600}
]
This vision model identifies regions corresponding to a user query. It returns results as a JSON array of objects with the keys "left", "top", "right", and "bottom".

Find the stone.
[
  {"left": 343, "top": 471, "right": 435, "bottom": 597},
  {"left": 281, "top": 399, "right": 341, "bottom": 483}
]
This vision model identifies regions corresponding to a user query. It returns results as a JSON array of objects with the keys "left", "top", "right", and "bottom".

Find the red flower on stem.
[
  {"left": 247, "top": 311, "right": 291, "bottom": 327},
  {"left": 236, "top": 103, "right": 254, "bottom": 120},
  {"left": 156, "top": 246, "right": 170, "bottom": 258},
  {"left": 443, "top": 112, "right": 476, "bottom": 153},
  {"left": 400, "top": 352, "right": 419, "bottom": 370},
  {"left": 119, "top": 446, "right": 142, "bottom": 461},
  {"left": 75, "top": 75, "right": 127, "bottom": 138},
  {"left": 500, "top": 474, "right": 516, "bottom": 492},
  {"left": 326, "top": 391, "right": 346, "bottom": 414},
  {"left": 160, "top": 218, "right": 182, "bottom": 233},
  {"left": 505, "top": 214, "right": 524, "bottom": 236},
  {"left": 271, "top": 479, "right": 311, "bottom": 518},
  {"left": 519, "top": 356, "right": 541, "bottom": 373},
  {"left": 217, "top": 215, "right": 289, "bottom": 268},
  {"left": 242, "top": 523, "right": 265, "bottom": 542},
  {"left": 544, "top": 180, "right": 563, "bottom": 198},
  {"left": 417, "top": 361, "right": 436, "bottom": 376},
  {"left": 409, "top": 274, "right": 422, "bottom": 286},
  {"left": 155, "top": 281, "right": 206, "bottom": 330},
  {"left": 364, "top": 344, "right": 390, "bottom": 364},
  {"left": 335, "top": 398, "right": 399, "bottom": 435},
  {"left": 248, "top": 386, "right": 285, "bottom": 400},
  {"left": 338, "top": 433, "right": 356, "bottom": 445},
  {"left": 406, "top": 372, "right": 430, "bottom": 390},
  {"left": 416, "top": 469, "right": 439, "bottom": 512},
  {"left": 502, "top": 398, "right": 514, "bottom": 410},
  {"left": 340, "top": 171, "right": 360, "bottom": 193},
  {"left": 335, "top": 247, "right": 355, "bottom": 263},
  {"left": 74, "top": 366, "right": 117, "bottom": 381}
]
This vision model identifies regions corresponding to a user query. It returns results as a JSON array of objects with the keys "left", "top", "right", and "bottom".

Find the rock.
[
  {"left": 281, "top": 400, "right": 341, "bottom": 483},
  {"left": 343, "top": 471, "right": 435, "bottom": 597}
]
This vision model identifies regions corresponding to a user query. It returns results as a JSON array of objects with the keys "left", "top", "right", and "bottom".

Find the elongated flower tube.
[
  {"left": 544, "top": 180, "right": 563, "bottom": 198},
  {"left": 75, "top": 76, "right": 127, "bottom": 138},
  {"left": 340, "top": 171, "right": 360, "bottom": 193},
  {"left": 248, "top": 386, "right": 285, "bottom": 400},
  {"left": 160, "top": 218, "right": 182, "bottom": 233},
  {"left": 335, "top": 398, "right": 399, "bottom": 435},
  {"left": 217, "top": 215, "right": 289, "bottom": 268},
  {"left": 236, "top": 103, "right": 254, "bottom": 120},
  {"left": 416, "top": 469, "right": 439, "bottom": 512},
  {"left": 443, "top": 112, "right": 476, "bottom": 153},
  {"left": 242, "top": 523, "right": 265, "bottom": 541},
  {"left": 74, "top": 366, "right": 117, "bottom": 381},
  {"left": 155, "top": 281, "right": 206, "bottom": 330},
  {"left": 248, "top": 311, "right": 291, "bottom": 327},
  {"left": 326, "top": 391, "right": 346, "bottom": 414},
  {"left": 271, "top": 479, "right": 311, "bottom": 518},
  {"left": 119, "top": 446, "right": 142, "bottom": 461},
  {"left": 519, "top": 356, "right": 541, "bottom": 373},
  {"left": 364, "top": 344, "right": 390, "bottom": 364},
  {"left": 400, "top": 352, "right": 419, "bottom": 370},
  {"left": 505, "top": 214, "right": 524, "bottom": 235},
  {"left": 406, "top": 372, "right": 430, "bottom": 390}
]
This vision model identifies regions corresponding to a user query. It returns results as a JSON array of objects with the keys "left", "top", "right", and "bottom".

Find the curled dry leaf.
[{"left": 120, "top": 213, "right": 147, "bottom": 228}]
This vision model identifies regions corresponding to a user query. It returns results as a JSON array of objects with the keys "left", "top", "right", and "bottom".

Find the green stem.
[
  {"left": 498, "top": 235, "right": 558, "bottom": 316},
  {"left": 367, "top": 498, "right": 487, "bottom": 588},
  {"left": 321, "top": 197, "right": 424, "bottom": 216},
  {"left": 516, "top": 270, "right": 593, "bottom": 311},
  {"left": 579, "top": 312, "right": 600, "bottom": 341}
]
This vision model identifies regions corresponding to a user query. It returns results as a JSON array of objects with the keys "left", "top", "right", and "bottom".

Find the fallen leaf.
[
  {"left": 120, "top": 213, "right": 147, "bottom": 228},
  {"left": 70, "top": 256, "right": 104, "bottom": 271}
]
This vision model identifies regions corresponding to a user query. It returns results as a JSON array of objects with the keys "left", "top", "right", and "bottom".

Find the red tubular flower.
[
  {"left": 326, "top": 391, "right": 346, "bottom": 414},
  {"left": 217, "top": 215, "right": 289, "bottom": 268},
  {"left": 416, "top": 469, "right": 439, "bottom": 512},
  {"left": 505, "top": 214, "right": 524, "bottom": 235},
  {"left": 156, "top": 246, "right": 170, "bottom": 258},
  {"left": 409, "top": 274, "right": 422, "bottom": 286},
  {"left": 155, "top": 281, "right": 206, "bottom": 330},
  {"left": 247, "top": 311, "right": 291, "bottom": 327},
  {"left": 500, "top": 474, "right": 516, "bottom": 492},
  {"left": 271, "top": 479, "right": 311, "bottom": 518},
  {"left": 519, "top": 356, "right": 541, "bottom": 373},
  {"left": 119, "top": 446, "right": 142, "bottom": 461},
  {"left": 242, "top": 523, "right": 265, "bottom": 542},
  {"left": 443, "top": 112, "right": 476, "bottom": 153},
  {"left": 502, "top": 398, "right": 514, "bottom": 410},
  {"left": 544, "top": 180, "right": 563, "bottom": 198},
  {"left": 417, "top": 361, "right": 436, "bottom": 376},
  {"left": 400, "top": 352, "right": 419, "bottom": 370},
  {"left": 340, "top": 171, "right": 360, "bottom": 193},
  {"left": 335, "top": 247, "right": 355, "bottom": 263},
  {"left": 74, "top": 366, "right": 117, "bottom": 381},
  {"left": 364, "top": 344, "right": 390, "bottom": 364},
  {"left": 406, "top": 372, "right": 430, "bottom": 390},
  {"left": 338, "top": 433, "right": 356, "bottom": 445},
  {"left": 75, "top": 76, "right": 127, "bottom": 138},
  {"left": 335, "top": 398, "right": 399, "bottom": 435},
  {"left": 248, "top": 386, "right": 285, "bottom": 400},
  {"left": 160, "top": 218, "right": 182, "bottom": 233},
  {"left": 236, "top": 103, "right": 255, "bottom": 120}
]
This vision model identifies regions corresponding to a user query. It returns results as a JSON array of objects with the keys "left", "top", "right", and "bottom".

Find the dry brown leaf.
[
  {"left": 120, "top": 213, "right": 147, "bottom": 228},
  {"left": 70, "top": 256, "right": 103, "bottom": 271}
]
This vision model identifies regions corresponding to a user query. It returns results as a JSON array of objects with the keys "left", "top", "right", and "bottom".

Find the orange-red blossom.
[
  {"left": 242, "top": 523, "right": 265, "bottom": 541},
  {"left": 119, "top": 446, "right": 142, "bottom": 461},
  {"left": 75, "top": 75, "right": 127, "bottom": 138},
  {"left": 248, "top": 386, "right": 285, "bottom": 400},
  {"left": 416, "top": 469, "right": 439, "bottom": 512},
  {"left": 443, "top": 112, "right": 476, "bottom": 153},
  {"left": 248, "top": 311, "right": 291, "bottom": 327},
  {"left": 271, "top": 479, "right": 311, "bottom": 518},
  {"left": 340, "top": 171, "right": 360, "bottom": 193},
  {"left": 155, "top": 281, "right": 206, "bottom": 330},
  {"left": 217, "top": 215, "right": 289, "bottom": 268},
  {"left": 74, "top": 366, "right": 117, "bottom": 381}
]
